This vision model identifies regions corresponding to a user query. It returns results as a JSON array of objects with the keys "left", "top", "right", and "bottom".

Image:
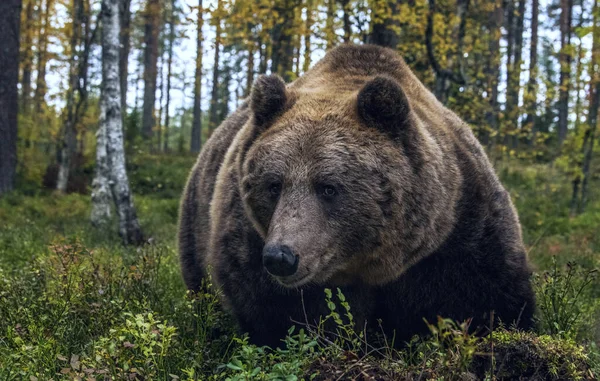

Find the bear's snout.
[{"left": 262, "top": 245, "right": 299, "bottom": 277}]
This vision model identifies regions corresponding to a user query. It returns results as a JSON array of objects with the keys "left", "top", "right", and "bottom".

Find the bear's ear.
[
  {"left": 357, "top": 75, "right": 411, "bottom": 140},
  {"left": 250, "top": 74, "right": 288, "bottom": 127}
]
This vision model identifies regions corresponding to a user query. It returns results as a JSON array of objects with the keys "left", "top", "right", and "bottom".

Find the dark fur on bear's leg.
[{"left": 376, "top": 179, "right": 535, "bottom": 344}]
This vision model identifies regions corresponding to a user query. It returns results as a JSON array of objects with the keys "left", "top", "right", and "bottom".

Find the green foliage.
[
  {"left": 1, "top": 159, "right": 599, "bottom": 379},
  {"left": 533, "top": 257, "right": 599, "bottom": 339},
  {"left": 221, "top": 328, "right": 318, "bottom": 381},
  {"left": 317, "top": 288, "right": 364, "bottom": 353},
  {"left": 128, "top": 154, "right": 196, "bottom": 199}
]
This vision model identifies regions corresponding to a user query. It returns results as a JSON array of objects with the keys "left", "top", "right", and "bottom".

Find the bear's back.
[{"left": 178, "top": 104, "right": 250, "bottom": 291}]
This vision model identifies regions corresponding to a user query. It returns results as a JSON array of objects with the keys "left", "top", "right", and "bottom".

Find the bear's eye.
[
  {"left": 268, "top": 182, "right": 282, "bottom": 197},
  {"left": 320, "top": 185, "right": 337, "bottom": 199}
]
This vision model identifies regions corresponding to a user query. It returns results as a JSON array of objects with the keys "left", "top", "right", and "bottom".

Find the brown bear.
[{"left": 178, "top": 44, "right": 535, "bottom": 347}]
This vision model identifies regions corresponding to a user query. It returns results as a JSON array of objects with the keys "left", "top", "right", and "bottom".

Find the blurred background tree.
[{"left": 1, "top": 0, "right": 598, "bottom": 216}]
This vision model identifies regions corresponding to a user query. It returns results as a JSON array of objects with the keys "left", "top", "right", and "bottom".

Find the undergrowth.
[{"left": 0, "top": 157, "right": 599, "bottom": 380}]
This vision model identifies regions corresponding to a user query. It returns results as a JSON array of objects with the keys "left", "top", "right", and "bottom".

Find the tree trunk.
[
  {"left": 157, "top": 51, "right": 164, "bottom": 152},
  {"left": 164, "top": 0, "right": 176, "bottom": 153},
  {"left": 524, "top": 0, "right": 538, "bottom": 146},
  {"left": 141, "top": 0, "right": 160, "bottom": 141},
  {"left": 303, "top": 0, "right": 313, "bottom": 72},
  {"left": 326, "top": 0, "right": 335, "bottom": 49},
  {"left": 208, "top": 0, "right": 222, "bottom": 136},
  {"left": 245, "top": 38, "right": 255, "bottom": 96},
  {"left": 505, "top": 0, "right": 525, "bottom": 147},
  {"left": 119, "top": 0, "right": 132, "bottom": 116},
  {"left": 191, "top": 0, "right": 203, "bottom": 153},
  {"left": 56, "top": 0, "right": 84, "bottom": 193},
  {"left": 340, "top": 0, "right": 351, "bottom": 43},
  {"left": 33, "top": 0, "right": 53, "bottom": 114},
  {"left": 91, "top": 95, "right": 112, "bottom": 226},
  {"left": 0, "top": 0, "right": 22, "bottom": 196},
  {"left": 368, "top": 0, "right": 400, "bottom": 48},
  {"left": 20, "top": 0, "right": 35, "bottom": 114},
  {"left": 294, "top": 34, "right": 301, "bottom": 78},
  {"left": 270, "top": 0, "right": 295, "bottom": 81},
  {"left": 484, "top": 0, "right": 503, "bottom": 150},
  {"left": 425, "top": 0, "right": 468, "bottom": 103},
  {"left": 258, "top": 36, "right": 269, "bottom": 74},
  {"left": 219, "top": 63, "right": 231, "bottom": 122},
  {"left": 579, "top": 0, "right": 599, "bottom": 213},
  {"left": 96, "top": 0, "right": 143, "bottom": 245},
  {"left": 557, "top": 0, "right": 573, "bottom": 148}
]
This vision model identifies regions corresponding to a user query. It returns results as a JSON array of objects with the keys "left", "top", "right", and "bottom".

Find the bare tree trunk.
[
  {"left": 505, "top": 0, "right": 525, "bottom": 149},
  {"left": 164, "top": 0, "right": 176, "bottom": 153},
  {"left": 56, "top": 0, "right": 84, "bottom": 193},
  {"left": 569, "top": 42, "right": 586, "bottom": 216},
  {"left": 119, "top": 0, "right": 132, "bottom": 116},
  {"left": 34, "top": 0, "right": 53, "bottom": 114},
  {"left": 96, "top": 0, "right": 143, "bottom": 245},
  {"left": 157, "top": 52, "right": 164, "bottom": 152},
  {"left": 325, "top": 0, "right": 335, "bottom": 49},
  {"left": 484, "top": 0, "right": 503, "bottom": 151},
  {"left": 0, "top": 0, "right": 22, "bottom": 196},
  {"left": 191, "top": 0, "right": 203, "bottom": 153},
  {"left": 20, "top": 0, "right": 35, "bottom": 114},
  {"left": 339, "top": 0, "right": 351, "bottom": 43},
  {"left": 270, "top": 0, "right": 295, "bottom": 81},
  {"left": 302, "top": 0, "right": 313, "bottom": 72},
  {"left": 91, "top": 97, "right": 112, "bottom": 226},
  {"left": 557, "top": 0, "right": 573, "bottom": 149},
  {"left": 294, "top": 34, "right": 301, "bottom": 78},
  {"left": 245, "top": 38, "right": 255, "bottom": 96},
  {"left": 219, "top": 61, "right": 231, "bottom": 122},
  {"left": 425, "top": 0, "right": 468, "bottom": 103},
  {"left": 368, "top": 0, "right": 401, "bottom": 48},
  {"left": 524, "top": 0, "right": 538, "bottom": 146},
  {"left": 141, "top": 0, "right": 160, "bottom": 141},
  {"left": 258, "top": 37, "right": 269, "bottom": 74},
  {"left": 579, "top": 0, "right": 599, "bottom": 213},
  {"left": 208, "top": 0, "right": 222, "bottom": 136}
]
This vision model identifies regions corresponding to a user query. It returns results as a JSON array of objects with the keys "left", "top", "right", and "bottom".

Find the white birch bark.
[
  {"left": 97, "top": 0, "right": 143, "bottom": 244},
  {"left": 90, "top": 98, "right": 112, "bottom": 226}
]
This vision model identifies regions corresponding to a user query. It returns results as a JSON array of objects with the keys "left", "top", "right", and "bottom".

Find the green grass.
[{"left": 0, "top": 156, "right": 599, "bottom": 380}]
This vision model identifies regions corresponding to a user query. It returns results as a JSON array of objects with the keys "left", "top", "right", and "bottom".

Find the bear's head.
[{"left": 239, "top": 73, "right": 452, "bottom": 288}]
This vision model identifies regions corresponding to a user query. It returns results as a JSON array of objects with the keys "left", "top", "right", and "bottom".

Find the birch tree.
[{"left": 92, "top": 0, "right": 143, "bottom": 245}]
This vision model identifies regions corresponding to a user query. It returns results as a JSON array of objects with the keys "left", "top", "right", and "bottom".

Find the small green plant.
[
  {"left": 427, "top": 317, "right": 479, "bottom": 374},
  {"left": 315, "top": 288, "right": 364, "bottom": 353},
  {"left": 534, "top": 256, "right": 599, "bottom": 339},
  {"left": 84, "top": 312, "right": 178, "bottom": 379},
  {"left": 221, "top": 327, "right": 318, "bottom": 381}
]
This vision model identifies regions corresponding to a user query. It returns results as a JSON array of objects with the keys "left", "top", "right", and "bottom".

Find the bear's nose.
[{"left": 262, "top": 245, "right": 299, "bottom": 277}]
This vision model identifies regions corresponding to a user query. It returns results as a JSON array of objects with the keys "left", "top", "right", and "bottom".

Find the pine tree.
[
  {"left": 191, "top": 0, "right": 203, "bottom": 153},
  {"left": 557, "top": 0, "right": 573, "bottom": 148},
  {"left": 141, "top": 0, "right": 161, "bottom": 141}
]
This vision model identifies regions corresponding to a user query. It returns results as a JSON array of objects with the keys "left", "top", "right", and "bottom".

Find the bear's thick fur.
[{"left": 179, "top": 44, "right": 535, "bottom": 347}]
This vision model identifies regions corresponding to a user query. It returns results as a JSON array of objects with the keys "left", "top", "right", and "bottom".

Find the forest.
[{"left": 0, "top": 0, "right": 600, "bottom": 379}]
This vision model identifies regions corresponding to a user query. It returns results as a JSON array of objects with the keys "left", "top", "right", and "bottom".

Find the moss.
[{"left": 472, "top": 330, "right": 593, "bottom": 380}]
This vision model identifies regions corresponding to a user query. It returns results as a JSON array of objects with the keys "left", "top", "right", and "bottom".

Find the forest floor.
[{"left": 1, "top": 155, "right": 600, "bottom": 380}]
